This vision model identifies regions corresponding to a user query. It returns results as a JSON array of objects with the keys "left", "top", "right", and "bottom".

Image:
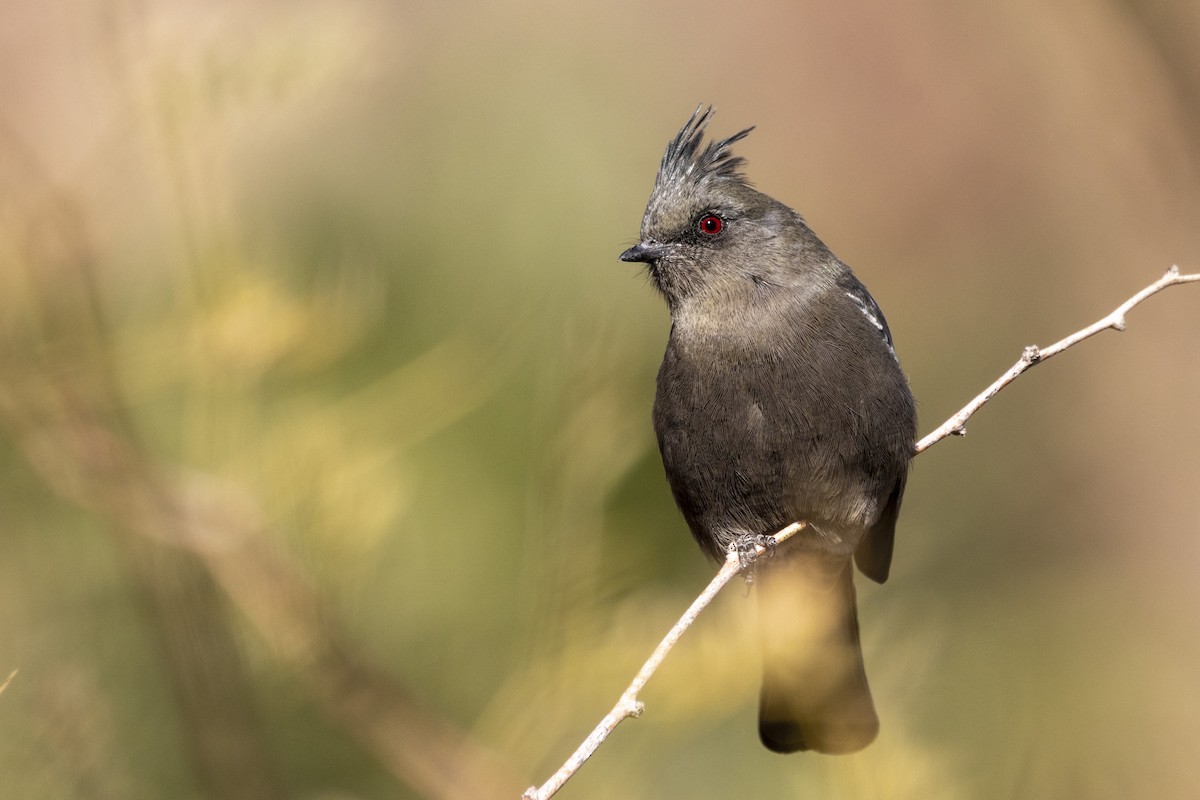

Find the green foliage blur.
[{"left": 2, "top": 1, "right": 1199, "bottom": 798}]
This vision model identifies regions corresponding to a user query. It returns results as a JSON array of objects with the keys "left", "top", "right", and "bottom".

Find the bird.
[{"left": 619, "top": 107, "right": 917, "bottom": 755}]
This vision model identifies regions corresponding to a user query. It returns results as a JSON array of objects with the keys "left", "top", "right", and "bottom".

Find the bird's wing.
[{"left": 837, "top": 272, "right": 897, "bottom": 359}]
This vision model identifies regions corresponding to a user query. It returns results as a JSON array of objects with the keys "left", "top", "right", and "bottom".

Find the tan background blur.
[{"left": 2, "top": 1, "right": 1199, "bottom": 798}]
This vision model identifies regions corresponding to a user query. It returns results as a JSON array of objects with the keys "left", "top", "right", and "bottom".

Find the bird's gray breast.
[
  {"left": 653, "top": 327, "right": 806, "bottom": 556},
  {"left": 653, "top": 294, "right": 899, "bottom": 558}
]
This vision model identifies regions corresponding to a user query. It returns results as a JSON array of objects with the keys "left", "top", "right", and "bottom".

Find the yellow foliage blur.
[{"left": 2, "top": 1, "right": 1199, "bottom": 798}]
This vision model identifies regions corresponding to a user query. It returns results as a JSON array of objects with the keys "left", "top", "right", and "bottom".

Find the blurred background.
[{"left": 2, "top": 1, "right": 1199, "bottom": 798}]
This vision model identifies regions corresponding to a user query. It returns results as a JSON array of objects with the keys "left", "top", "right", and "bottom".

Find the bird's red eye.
[{"left": 697, "top": 214, "right": 724, "bottom": 235}]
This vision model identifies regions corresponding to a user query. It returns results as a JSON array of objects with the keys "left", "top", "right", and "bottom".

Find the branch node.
[
  {"left": 1166, "top": 264, "right": 1180, "bottom": 278},
  {"left": 613, "top": 695, "right": 645, "bottom": 722},
  {"left": 1111, "top": 317, "right": 1128, "bottom": 332},
  {"left": 952, "top": 426, "right": 967, "bottom": 437},
  {"left": 1022, "top": 345, "right": 1042, "bottom": 363}
]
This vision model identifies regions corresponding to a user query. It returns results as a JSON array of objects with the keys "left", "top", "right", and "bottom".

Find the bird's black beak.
[{"left": 619, "top": 241, "right": 669, "bottom": 264}]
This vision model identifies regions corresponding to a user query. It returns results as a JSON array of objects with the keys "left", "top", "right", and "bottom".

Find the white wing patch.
[{"left": 845, "top": 290, "right": 898, "bottom": 360}]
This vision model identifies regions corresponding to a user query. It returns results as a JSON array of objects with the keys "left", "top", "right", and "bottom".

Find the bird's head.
[{"left": 620, "top": 107, "right": 802, "bottom": 310}]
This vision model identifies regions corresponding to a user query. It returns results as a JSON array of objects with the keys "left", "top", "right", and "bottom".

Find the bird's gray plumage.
[{"left": 621, "top": 107, "right": 917, "bottom": 754}]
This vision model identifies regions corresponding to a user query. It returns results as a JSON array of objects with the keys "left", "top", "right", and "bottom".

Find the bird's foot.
[{"left": 732, "top": 533, "right": 777, "bottom": 576}]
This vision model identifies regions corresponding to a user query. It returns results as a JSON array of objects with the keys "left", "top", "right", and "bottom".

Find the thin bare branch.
[
  {"left": 915, "top": 266, "right": 1200, "bottom": 453},
  {"left": 523, "top": 266, "right": 1199, "bottom": 799},
  {"left": 524, "top": 523, "right": 805, "bottom": 800}
]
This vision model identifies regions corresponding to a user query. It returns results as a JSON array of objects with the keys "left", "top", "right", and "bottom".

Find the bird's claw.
[{"left": 733, "top": 533, "right": 777, "bottom": 575}]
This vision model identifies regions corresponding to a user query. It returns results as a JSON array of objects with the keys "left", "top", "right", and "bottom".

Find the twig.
[
  {"left": 522, "top": 266, "right": 1199, "bottom": 799},
  {"left": 915, "top": 266, "right": 1200, "bottom": 453},
  {"left": 523, "top": 523, "right": 805, "bottom": 800}
]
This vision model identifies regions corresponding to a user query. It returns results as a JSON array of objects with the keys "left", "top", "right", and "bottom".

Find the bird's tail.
[{"left": 757, "top": 552, "right": 878, "bottom": 754}]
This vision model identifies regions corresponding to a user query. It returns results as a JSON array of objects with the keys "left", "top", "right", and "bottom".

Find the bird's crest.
[{"left": 653, "top": 106, "right": 755, "bottom": 197}]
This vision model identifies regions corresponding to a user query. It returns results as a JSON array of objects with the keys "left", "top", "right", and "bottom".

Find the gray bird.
[{"left": 620, "top": 108, "right": 917, "bottom": 754}]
